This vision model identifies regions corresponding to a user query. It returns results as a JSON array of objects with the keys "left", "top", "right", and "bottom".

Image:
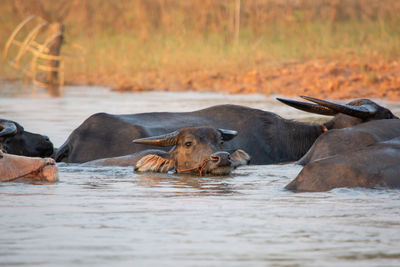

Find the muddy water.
[{"left": 1, "top": 85, "right": 400, "bottom": 266}]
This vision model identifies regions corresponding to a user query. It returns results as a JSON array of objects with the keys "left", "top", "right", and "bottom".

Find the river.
[{"left": 1, "top": 85, "right": 400, "bottom": 266}]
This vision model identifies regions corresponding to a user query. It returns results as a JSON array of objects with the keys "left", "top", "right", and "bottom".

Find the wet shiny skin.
[{"left": 1, "top": 85, "right": 400, "bottom": 266}]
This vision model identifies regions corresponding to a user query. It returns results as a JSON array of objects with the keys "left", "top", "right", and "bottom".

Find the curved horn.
[
  {"left": 133, "top": 131, "right": 179, "bottom": 147},
  {"left": 0, "top": 120, "right": 17, "bottom": 137},
  {"left": 301, "top": 96, "right": 377, "bottom": 119},
  {"left": 218, "top": 129, "right": 238, "bottom": 141},
  {"left": 276, "top": 98, "right": 337, "bottom": 116}
]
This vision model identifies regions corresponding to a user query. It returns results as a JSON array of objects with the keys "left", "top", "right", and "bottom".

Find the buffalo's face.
[
  {"left": 0, "top": 120, "right": 54, "bottom": 157},
  {"left": 171, "top": 128, "right": 234, "bottom": 175},
  {"left": 133, "top": 127, "right": 250, "bottom": 175}
]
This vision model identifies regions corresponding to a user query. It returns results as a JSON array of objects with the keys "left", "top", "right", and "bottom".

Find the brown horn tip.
[
  {"left": 276, "top": 97, "right": 337, "bottom": 116},
  {"left": 133, "top": 131, "right": 179, "bottom": 147}
]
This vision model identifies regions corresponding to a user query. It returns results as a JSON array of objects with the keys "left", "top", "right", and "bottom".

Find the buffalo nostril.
[{"left": 210, "top": 156, "right": 220, "bottom": 162}]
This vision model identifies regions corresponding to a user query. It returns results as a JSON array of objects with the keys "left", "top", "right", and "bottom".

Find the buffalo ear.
[
  {"left": 230, "top": 149, "right": 251, "bottom": 167},
  {"left": 218, "top": 129, "right": 238, "bottom": 141},
  {"left": 134, "top": 154, "right": 174, "bottom": 173},
  {"left": 0, "top": 120, "right": 17, "bottom": 137}
]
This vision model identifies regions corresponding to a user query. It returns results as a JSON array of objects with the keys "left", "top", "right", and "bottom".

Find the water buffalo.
[
  {"left": 0, "top": 150, "right": 58, "bottom": 182},
  {"left": 83, "top": 126, "right": 250, "bottom": 175},
  {"left": 54, "top": 96, "right": 397, "bottom": 164},
  {"left": 0, "top": 119, "right": 54, "bottom": 157},
  {"left": 298, "top": 119, "right": 400, "bottom": 165},
  {"left": 285, "top": 137, "right": 400, "bottom": 192}
]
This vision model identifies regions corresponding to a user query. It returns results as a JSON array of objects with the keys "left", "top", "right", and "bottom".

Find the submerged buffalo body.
[
  {"left": 285, "top": 137, "right": 400, "bottom": 192},
  {"left": 0, "top": 150, "right": 58, "bottom": 182},
  {"left": 84, "top": 126, "right": 250, "bottom": 175},
  {"left": 298, "top": 119, "right": 400, "bottom": 165},
  {"left": 0, "top": 119, "right": 54, "bottom": 157},
  {"left": 55, "top": 104, "right": 317, "bottom": 164},
  {"left": 54, "top": 97, "right": 397, "bottom": 164}
]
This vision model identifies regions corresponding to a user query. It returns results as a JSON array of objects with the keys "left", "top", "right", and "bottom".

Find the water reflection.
[
  {"left": 64, "top": 163, "right": 239, "bottom": 196},
  {"left": 137, "top": 174, "right": 237, "bottom": 196}
]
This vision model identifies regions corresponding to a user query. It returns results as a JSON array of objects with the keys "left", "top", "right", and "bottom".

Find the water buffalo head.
[
  {"left": 133, "top": 126, "right": 250, "bottom": 175},
  {"left": 277, "top": 96, "right": 398, "bottom": 130},
  {"left": 0, "top": 150, "right": 58, "bottom": 183},
  {"left": 0, "top": 119, "right": 54, "bottom": 157}
]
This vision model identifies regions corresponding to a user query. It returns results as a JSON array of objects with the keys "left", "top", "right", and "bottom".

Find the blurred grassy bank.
[{"left": 1, "top": 0, "right": 400, "bottom": 99}]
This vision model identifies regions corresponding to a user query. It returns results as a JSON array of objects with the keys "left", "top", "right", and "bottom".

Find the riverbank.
[
  {"left": 105, "top": 58, "right": 400, "bottom": 101},
  {"left": 2, "top": 58, "right": 399, "bottom": 101}
]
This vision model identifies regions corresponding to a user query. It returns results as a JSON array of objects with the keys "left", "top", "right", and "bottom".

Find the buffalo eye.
[
  {"left": 184, "top": 141, "right": 192, "bottom": 148},
  {"left": 220, "top": 140, "right": 224, "bottom": 145}
]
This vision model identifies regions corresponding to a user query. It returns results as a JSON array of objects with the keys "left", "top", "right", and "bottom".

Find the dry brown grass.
[{"left": 1, "top": 0, "right": 400, "bottom": 99}]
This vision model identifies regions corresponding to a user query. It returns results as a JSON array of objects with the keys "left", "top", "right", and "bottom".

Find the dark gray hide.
[
  {"left": 54, "top": 97, "right": 397, "bottom": 164},
  {"left": 298, "top": 119, "right": 400, "bottom": 165},
  {"left": 0, "top": 119, "right": 54, "bottom": 157},
  {"left": 285, "top": 136, "right": 400, "bottom": 192}
]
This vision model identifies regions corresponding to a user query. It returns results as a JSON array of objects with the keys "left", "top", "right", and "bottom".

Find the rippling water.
[{"left": 1, "top": 84, "right": 400, "bottom": 266}]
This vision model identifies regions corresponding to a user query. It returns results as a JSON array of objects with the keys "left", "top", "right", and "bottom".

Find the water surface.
[{"left": 1, "top": 85, "right": 400, "bottom": 266}]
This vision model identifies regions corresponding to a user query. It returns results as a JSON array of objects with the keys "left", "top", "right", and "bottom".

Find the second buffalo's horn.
[
  {"left": 301, "top": 96, "right": 377, "bottom": 119},
  {"left": 276, "top": 98, "right": 337, "bottom": 116}
]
